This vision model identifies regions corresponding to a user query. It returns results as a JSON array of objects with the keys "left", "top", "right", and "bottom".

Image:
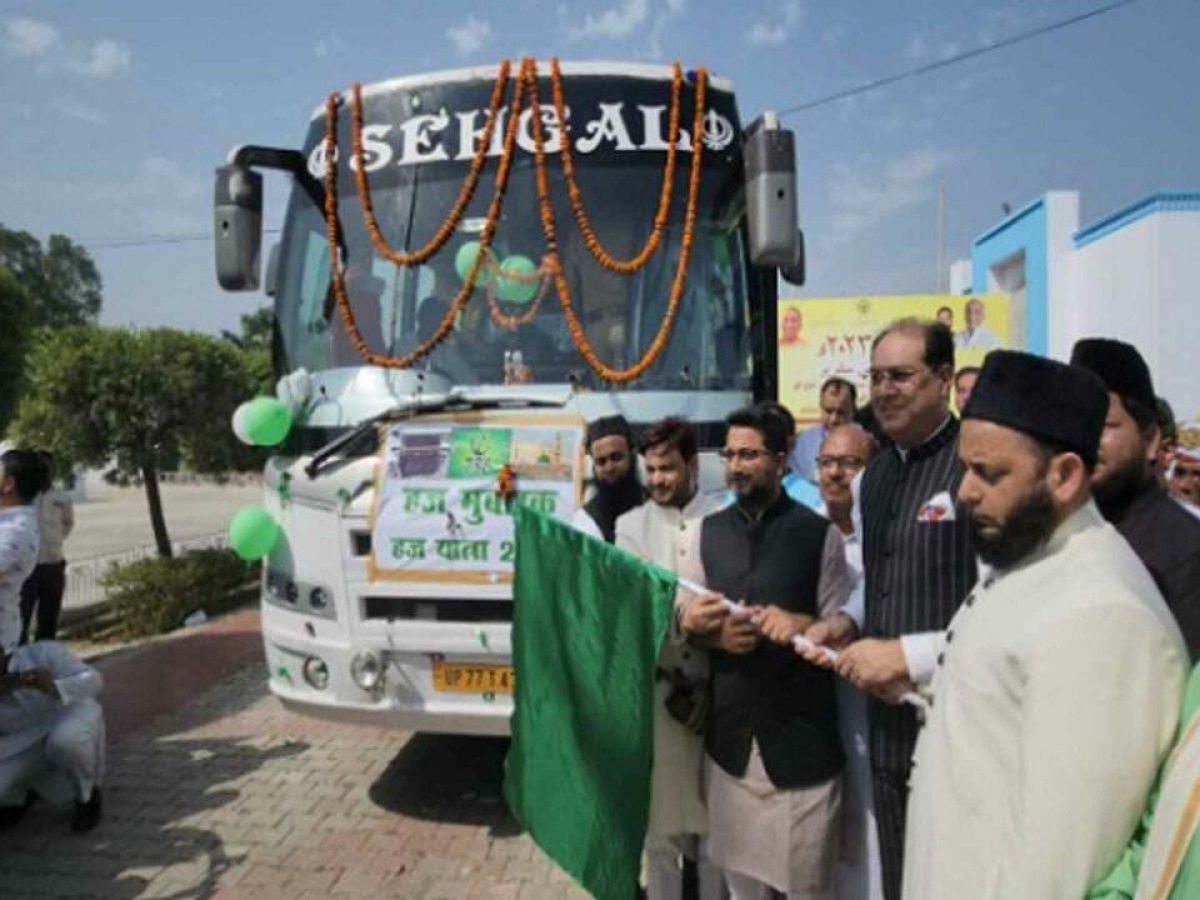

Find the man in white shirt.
[
  {"left": 811, "top": 424, "right": 883, "bottom": 900},
  {"left": 0, "top": 449, "right": 45, "bottom": 653},
  {"left": 903, "top": 350, "right": 1186, "bottom": 899},
  {"left": 0, "top": 640, "right": 105, "bottom": 832},
  {"left": 614, "top": 417, "right": 724, "bottom": 900},
  {"left": 20, "top": 451, "right": 74, "bottom": 644}
]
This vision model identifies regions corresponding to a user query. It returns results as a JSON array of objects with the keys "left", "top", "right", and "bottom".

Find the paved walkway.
[{"left": 0, "top": 612, "right": 588, "bottom": 899}]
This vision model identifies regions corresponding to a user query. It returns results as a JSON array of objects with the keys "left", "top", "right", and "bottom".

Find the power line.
[
  {"left": 777, "top": 0, "right": 1138, "bottom": 117},
  {"left": 84, "top": 228, "right": 281, "bottom": 249}
]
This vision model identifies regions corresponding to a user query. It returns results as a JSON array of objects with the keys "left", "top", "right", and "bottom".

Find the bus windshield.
[{"left": 275, "top": 73, "right": 754, "bottom": 393}]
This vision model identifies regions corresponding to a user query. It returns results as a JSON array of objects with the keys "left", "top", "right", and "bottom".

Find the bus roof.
[{"left": 308, "top": 59, "right": 736, "bottom": 121}]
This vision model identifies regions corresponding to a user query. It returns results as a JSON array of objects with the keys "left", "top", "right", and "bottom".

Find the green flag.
[{"left": 504, "top": 505, "right": 677, "bottom": 900}]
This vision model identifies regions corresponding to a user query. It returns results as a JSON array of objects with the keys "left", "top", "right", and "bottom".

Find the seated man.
[{"left": 0, "top": 640, "right": 105, "bottom": 832}]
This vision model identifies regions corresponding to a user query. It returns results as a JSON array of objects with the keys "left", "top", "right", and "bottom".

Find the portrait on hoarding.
[
  {"left": 780, "top": 305, "right": 806, "bottom": 347},
  {"left": 955, "top": 297, "right": 1002, "bottom": 350}
]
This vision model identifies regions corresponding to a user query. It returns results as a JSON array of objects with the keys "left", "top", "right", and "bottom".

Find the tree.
[
  {"left": 0, "top": 267, "right": 32, "bottom": 436},
  {"left": 12, "top": 327, "right": 263, "bottom": 557},
  {"left": 0, "top": 225, "right": 102, "bottom": 328},
  {"left": 239, "top": 305, "right": 274, "bottom": 353}
]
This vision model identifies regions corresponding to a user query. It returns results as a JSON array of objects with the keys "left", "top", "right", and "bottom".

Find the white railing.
[{"left": 63, "top": 532, "right": 231, "bottom": 613}]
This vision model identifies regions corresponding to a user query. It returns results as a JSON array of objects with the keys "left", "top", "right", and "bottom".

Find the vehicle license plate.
[{"left": 432, "top": 661, "right": 514, "bottom": 694}]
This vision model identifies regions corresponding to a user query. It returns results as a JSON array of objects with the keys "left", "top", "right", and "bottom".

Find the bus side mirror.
[
  {"left": 264, "top": 243, "right": 281, "bottom": 298},
  {"left": 780, "top": 230, "right": 805, "bottom": 286},
  {"left": 744, "top": 114, "right": 800, "bottom": 268},
  {"left": 214, "top": 164, "right": 263, "bottom": 291}
]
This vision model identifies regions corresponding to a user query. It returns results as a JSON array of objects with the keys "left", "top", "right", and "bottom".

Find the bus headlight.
[
  {"left": 350, "top": 651, "right": 384, "bottom": 691},
  {"left": 309, "top": 587, "right": 330, "bottom": 611},
  {"left": 302, "top": 657, "right": 330, "bottom": 690}
]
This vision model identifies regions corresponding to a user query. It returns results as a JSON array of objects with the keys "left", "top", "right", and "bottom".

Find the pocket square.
[{"left": 917, "top": 491, "right": 956, "bottom": 522}]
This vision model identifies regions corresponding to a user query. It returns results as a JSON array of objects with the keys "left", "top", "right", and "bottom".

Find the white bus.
[{"left": 213, "top": 58, "right": 803, "bottom": 735}]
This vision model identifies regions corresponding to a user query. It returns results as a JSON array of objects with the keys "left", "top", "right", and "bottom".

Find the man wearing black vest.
[
  {"left": 812, "top": 319, "right": 977, "bottom": 900},
  {"left": 570, "top": 415, "right": 645, "bottom": 543},
  {"left": 680, "top": 403, "right": 851, "bottom": 899}
]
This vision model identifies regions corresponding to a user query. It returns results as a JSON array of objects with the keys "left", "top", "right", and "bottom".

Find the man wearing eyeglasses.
[
  {"left": 804, "top": 318, "right": 977, "bottom": 900},
  {"left": 811, "top": 424, "right": 884, "bottom": 900},
  {"left": 679, "top": 404, "right": 851, "bottom": 899}
]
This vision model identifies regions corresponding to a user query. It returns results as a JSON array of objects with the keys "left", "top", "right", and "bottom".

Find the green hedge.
[{"left": 102, "top": 548, "right": 259, "bottom": 638}]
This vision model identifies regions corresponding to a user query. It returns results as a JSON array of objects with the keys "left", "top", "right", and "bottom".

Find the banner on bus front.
[{"left": 368, "top": 413, "right": 586, "bottom": 584}]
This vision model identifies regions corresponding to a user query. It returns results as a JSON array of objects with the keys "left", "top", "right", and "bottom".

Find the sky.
[{"left": 1, "top": 0, "right": 1197, "bottom": 336}]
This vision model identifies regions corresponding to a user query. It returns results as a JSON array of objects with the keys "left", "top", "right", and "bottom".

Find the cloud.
[
  {"left": 666, "top": 0, "right": 686, "bottom": 10},
  {"left": 4, "top": 20, "right": 131, "bottom": 79},
  {"left": 745, "top": 0, "right": 804, "bottom": 47},
  {"left": 314, "top": 35, "right": 346, "bottom": 58},
  {"left": 67, "top": 38, "right": 131, "bottom": 78},
  {"left": 822, "top": 24, "right": 847, "bottom": 46},
  {"left": 4, "top": 17, "right": 59, "bottom": 57},
  {"left": 828, "top": 148, "right": 960, "bottom": 243},
  {"left": 447, "top": 14, "right": 492, "bottom": 56},
  {"left": 905, "top": 32, "right": 961, "bottom": 63},
  {"left": 56, "top": 99, "right": 106, "bottom": 126},
  {"left": 569, "top": 0, "right": 649, "bottom": 41}
]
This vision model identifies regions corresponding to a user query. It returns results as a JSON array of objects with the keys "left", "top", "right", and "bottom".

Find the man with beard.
[
  {"left": 902, "top": 350, "right": 1187, "bottom": 899},
  {"left": 571, "top": 415, "right": 645, "bottom": 543},
  {"left": 1070, "top": 338, "right": 1200, "bottom": 658},
  {"left": 614, "top": 417, "right": 724, "bottom": 900},
  {"left": 804, "top": 319, "right": 977, "bottom": 900},
  {"left": 679, "top": 404, "right": 850, "bottom": 899}
]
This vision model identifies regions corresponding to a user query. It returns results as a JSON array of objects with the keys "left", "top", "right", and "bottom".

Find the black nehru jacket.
[
  {"left": 860, "top": 416, "right": 977, "bottom": 773},
  {"left": 700, "top": 493, "right": 844, "bottom": 789}
]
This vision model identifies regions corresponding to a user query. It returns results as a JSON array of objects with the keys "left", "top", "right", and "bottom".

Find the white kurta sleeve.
[
  {"left": 570, "top": 508, "right": 604, "bottom": 541},
  {"left": 989, "top": 605, "right": 1186, "bottom": 900},
  {"left": 60, "top": 494, "right": 75, "bottom": 540},
  {"left": 43, "top": 643, "right": 103, "bottom": 705},
  {"left": 816, "top": 525, "right": 850, "bottom": 617},
  {"left": 901, "top": 631, "right": 947, "bottom": 687}
]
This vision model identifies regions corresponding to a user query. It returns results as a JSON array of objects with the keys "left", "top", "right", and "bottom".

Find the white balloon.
[{"left": 231, "top": 402, "right": 255, "bottom": 445}]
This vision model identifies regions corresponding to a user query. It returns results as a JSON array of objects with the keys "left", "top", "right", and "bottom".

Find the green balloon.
[
  {"left": 496, "top": 255, "right": 539, "bottom": 304},
  {"left": 454, "top": 240, "right": 493, "bottom": 287},
  {"left": 245, "top": 397, "right": 291, "bottom": 447},
  {"left": 228, "top": 506, "right": 281, "bottom": 561}
]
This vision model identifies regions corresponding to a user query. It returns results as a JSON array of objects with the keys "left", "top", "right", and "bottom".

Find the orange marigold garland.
[
  {"left": 351, "top": 60, "right": 512, "bottom": 267},
  {"left": 323, "top": 58, "right": 530, "bottom": 368},
  {"left": 527, "top": 58, "right": 707, "bottom": 383},
  {"left": 549, "top": 57, "right": 681, "bottom": 274}
]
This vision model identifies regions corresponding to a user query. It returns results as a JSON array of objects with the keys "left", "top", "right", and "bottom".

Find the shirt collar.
[
  {"left": 986, "top": 499, "right": 1104, "bottom": 582},
  {"left": 895, "top": 415, "right": 956, "bottom": 464},
  {"left": 734, "top": 488, "right": 793, "bottom": 525}
]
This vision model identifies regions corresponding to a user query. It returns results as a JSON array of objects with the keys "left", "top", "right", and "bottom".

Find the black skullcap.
[
  {"left": 586, "top": 415, "right": 633, "bottom": 451},
  {"left": 963, "top": 350, "right": 1109, "bottom": 467},
  {"left": 1069, "top": 338, "right": 1156, "bottom": 412}
]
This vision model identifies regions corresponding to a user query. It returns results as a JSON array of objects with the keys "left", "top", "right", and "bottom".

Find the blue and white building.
[{"left": 950, "top": 191, "right": 1200, "bottom": 420}]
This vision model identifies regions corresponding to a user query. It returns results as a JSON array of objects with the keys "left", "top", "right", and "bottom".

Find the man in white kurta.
[
  {"left": 901, "top": 350, "right": 1188, "bottom": 900},
  {"left": 0, "top": 449, "right": 44, "bottom": 653},
  {"left": 614, "top": 417, "right": 723, "bottom": 900},
  {"left": 0, "top": 640, "right": 105, "bottom": 831}
]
